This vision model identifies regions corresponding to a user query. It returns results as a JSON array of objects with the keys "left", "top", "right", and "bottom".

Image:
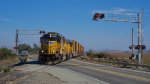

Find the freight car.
[{"left": 38, "top": 32, "right": 84, "bottom": 64}]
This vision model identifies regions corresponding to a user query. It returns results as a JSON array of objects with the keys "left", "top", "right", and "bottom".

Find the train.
[{"left": 38, "top": 32, "right": 84, "bottom": 64}]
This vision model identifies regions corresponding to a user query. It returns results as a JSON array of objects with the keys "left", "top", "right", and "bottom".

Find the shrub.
[
  {"left": 94, "top": 52, "right": 109, "bottom": 58},
  {"left": 3, "top": 67, "right": 10, "bottom": 73},
  {"left": 0, "top": 48, "right": 16, "bottom": 60},
  {"left": 86, "top": 49, "right": 94, "bottom": 56},
  {"left": 86, "top": 50, "right": 109, "bottom": 59}
]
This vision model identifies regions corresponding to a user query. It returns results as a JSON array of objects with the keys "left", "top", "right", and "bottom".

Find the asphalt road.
[
  {"left": 57, "top": 59, "right": 150, "bottom": 84},
  {"left": 13, "top": 55, "right": 150, "bottom": 84}
]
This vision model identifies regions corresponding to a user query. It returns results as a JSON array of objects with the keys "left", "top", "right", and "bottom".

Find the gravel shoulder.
[
  {"left": 14, "top": 72, "right": 62, "bottom": 84},
  {"left": 0, "top": 71, "right": 28, "bottom": 84}
]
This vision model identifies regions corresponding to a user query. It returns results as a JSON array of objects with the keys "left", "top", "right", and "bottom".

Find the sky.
[{"left": 0, "top": 0, "right": 150, "bottom": 51}]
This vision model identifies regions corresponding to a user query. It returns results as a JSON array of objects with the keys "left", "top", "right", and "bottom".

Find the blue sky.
[{"left": 0, "top": 0, "right": 150, "bottom": 51}]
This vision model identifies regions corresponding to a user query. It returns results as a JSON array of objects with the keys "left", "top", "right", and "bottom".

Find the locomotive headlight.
[{"left": 42, "top": 50, "right": 44, "bottom": 53}]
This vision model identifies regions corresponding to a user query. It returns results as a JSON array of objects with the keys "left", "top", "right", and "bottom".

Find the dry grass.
[
  {"left": 108, "top": 52, "right": 131, "bottom": 58},
  {"left": 0, "top": 56, "right": 19, "bottom": 71},
  {"left": 143, "top": 53, "right": 150, "bottom": 64},
  {"left": 108, "top": 52, "right": 150, "bottom": 64}
]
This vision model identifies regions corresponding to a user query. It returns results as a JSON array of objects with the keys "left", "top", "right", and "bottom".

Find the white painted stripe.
[{"left": 65, "top": 68, "right": 109, "bottom": 84}]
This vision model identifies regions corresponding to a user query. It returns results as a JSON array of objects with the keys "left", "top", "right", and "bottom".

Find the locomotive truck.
[{"left": 38, "top": 32, "right": 84, "bottom": 64}]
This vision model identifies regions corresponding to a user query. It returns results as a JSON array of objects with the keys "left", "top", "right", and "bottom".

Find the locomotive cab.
[{"left": 40, "top": 32, "right": 61, "bottom": 54}]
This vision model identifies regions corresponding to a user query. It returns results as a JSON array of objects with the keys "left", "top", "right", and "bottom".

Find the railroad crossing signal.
[
  {"left": 15, "top": 29, "right": 45, "bottom": 53},
  {"left": 92, "top": 10, "right": 145, "bottom": 64}
]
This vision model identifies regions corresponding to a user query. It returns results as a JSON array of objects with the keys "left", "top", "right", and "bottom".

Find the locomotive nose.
[{"left": 48, "top": 41, "right": 57, "bottom": 54}]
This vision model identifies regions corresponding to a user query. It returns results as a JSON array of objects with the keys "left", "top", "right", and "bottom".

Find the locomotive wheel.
[
  {"left": 65, "top": 54, "right": 68, "bottom": 61},
  {"left": 24, "top": 57, "right": 27, "bottom": 62},
  {"left": 39, "top": 56, "right": 46, "bottom": 64},
  {"left": 60, "top": 56, "right": 63, "bottom": 62},
  {"left": 38, "top": 56, "right": 42, "bottom": 64},
  {"left": 51, "top": 56, "right": 55, "bottom": 65},
  {"left": 58, "top": 56, "right": 61, "bottom": 63},
  {"left": 52, "top": 60, "right": 54, "bottom": 65}
]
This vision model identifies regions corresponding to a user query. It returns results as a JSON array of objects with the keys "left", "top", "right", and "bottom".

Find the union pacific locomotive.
[{"left": 38, "top": 32, "right": 84, "bottom": 64}]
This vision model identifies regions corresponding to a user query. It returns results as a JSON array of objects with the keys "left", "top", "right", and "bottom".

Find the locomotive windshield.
[{"left": 40, "top": 33, "right": 61, "bottom": 42}]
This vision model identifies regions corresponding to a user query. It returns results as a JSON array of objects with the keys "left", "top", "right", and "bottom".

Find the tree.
[
  {"left": 32, "top": 43, "right": 40, "bottom": 53},
  {"left": 33, "top": 43, "right": 39, "bottom": 51},
  {"left": 0, "top": 47, "right": 16, "bottom": 60},
  {"left": 86, "top": 49, "right": 94, "bottom": 56},
  {"left": 18, "top": 44, "right": 31, "bottom": 53}
]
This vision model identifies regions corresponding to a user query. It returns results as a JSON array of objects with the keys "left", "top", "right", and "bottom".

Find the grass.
[
  {"left": 108, "top": 52, "right": 150, "bottom": 64},
  {"left": 0, "top": 56, "right": 19, "bottom": 73},
  {"left": 142, "top": 52, "right": 150, "bottom": 64},
  {"left": 0, "top": 48, "right": 19, "bottom": 73},
  {"left": 107, "top": 52, "right": 131, "bottom": 58}
]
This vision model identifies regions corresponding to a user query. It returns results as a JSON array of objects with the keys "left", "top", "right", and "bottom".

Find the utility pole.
[
  {"left": 15, "top": 29, "right": 19, "bottom": 53},
  {"left": 131, "top": 28, "right": 134, "bottom": 58}
]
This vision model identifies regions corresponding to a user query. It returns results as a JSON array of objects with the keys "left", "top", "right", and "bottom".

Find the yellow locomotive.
[{"left": 38, "top": 32, "right": 84, "bottom": 64}]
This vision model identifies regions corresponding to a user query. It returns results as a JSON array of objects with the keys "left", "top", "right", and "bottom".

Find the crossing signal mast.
[{"left": 93, "top": 10, "right": 146, "bottom": 64}]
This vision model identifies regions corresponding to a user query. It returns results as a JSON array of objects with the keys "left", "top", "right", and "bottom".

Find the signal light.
[
  {"left": 39, "top": 31, "right": 46, "bottom": 34},
  {"left": 134, "top": 45, "right": 146, "bottom": 49},
  {"left": 142, "top": 45, "right": 146, "bottom": 49},
  {"left": 43, "top": 31, "right": 45, "bottom": 34},
  {"left": 93, "top": 13, "right": 105, "bottom": 20},
  {"left": 39, "top": 31, "right": 42, "bottom": 34},
  {"left": 129, "top": 45, "right": 134, "bottom": 49},
  {"left": 14, "top": 47, "right": 19, "bottom": 49}
]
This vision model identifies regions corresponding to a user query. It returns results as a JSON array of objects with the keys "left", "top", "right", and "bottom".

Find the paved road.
[
  {"left": 13, "top": 55, "right": 150, "bottom": 84},
  {"left": 57, "top": 59, "right": 150, "bottom": 84}
]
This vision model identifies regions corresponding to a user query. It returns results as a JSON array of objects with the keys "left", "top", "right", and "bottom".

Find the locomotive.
[{"left": 38, "top": 32, "right": 84, "bottom": 64}]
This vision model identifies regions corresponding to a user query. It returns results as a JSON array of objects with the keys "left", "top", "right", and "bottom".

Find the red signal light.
[
  {"left": 99, "top": 13, "right": 105, "bottom": 19},
  {"left": 142, "top": 45, "right": 146, "bottom": 49},
  {"left": 93, "top": 13, "right": 105, "bottom": 20}
]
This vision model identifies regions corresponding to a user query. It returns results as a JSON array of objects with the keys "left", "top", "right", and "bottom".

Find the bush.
[
  {"left": 86, "top": 49, "right": 94, "bottom": 56},
  {"left": 93, "top": 52, "right": 109, "bottom": 58},
  {"left": 3, "top": 67, "right": 10, "bottom": 73},
  {"left": 86, "top": 50, "right": 109, "bottom": 59},
  {"left": 18, "top": 43, "right": 40, "bottom": 54},
  {"left": 0, "top": 48, "right": 16, "bottom": 60}
]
